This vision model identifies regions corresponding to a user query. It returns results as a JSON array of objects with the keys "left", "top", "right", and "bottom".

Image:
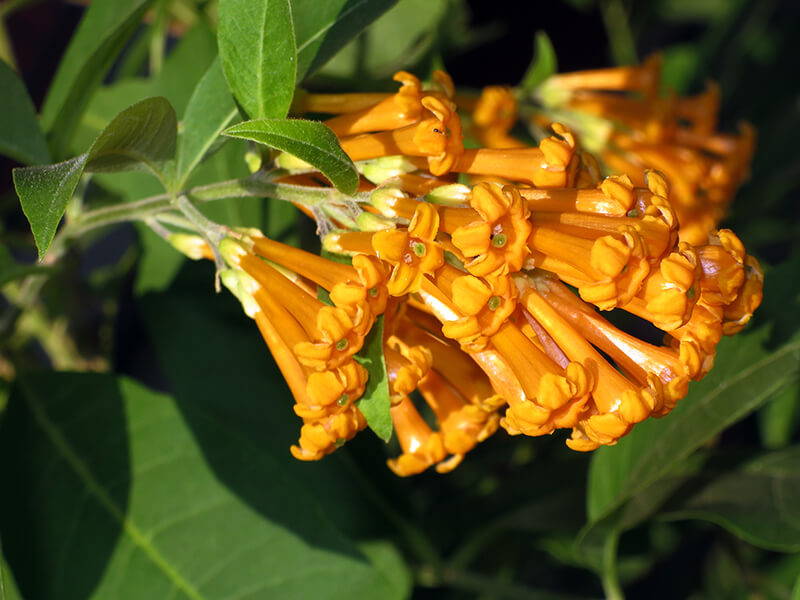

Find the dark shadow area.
[
  {"left": 136, "top": 260, "right": 393, "bottom": 561},
  {"left": 0, "top": 372, "right": 130, "bottom": 600}
]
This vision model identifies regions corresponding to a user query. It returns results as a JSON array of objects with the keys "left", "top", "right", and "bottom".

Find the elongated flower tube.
[
  {"left": 322, "top": 71, "right": 424, "bottom": 136},
  {"left": 525, "top": 271, "right": 690, "bottom": 414},
  {"left": 516, "top": 280, "right": 660, "bottom": 446},
  {"left": 543, "top": 54, "right": 662, "bottom": 99},
  {"left": 519, "top": 174, "right": 636, "bottom": 218},
  {"left": 250, "top": 234, "right": 389, "bottom": 333},
  {"left": 527, "top": 220, "right": 650, "bottom": 310},
  {"left": 387, "top": 396, "right": 448, "bottom": 477},
  {"left": 450, "top": 123, "right": 580, "bottom": 187},
  {"left": 339, "top": 95, "right": 464, "bottom": 176},
  {"left": 221, "top": 238, "right": 366, "bottom": 371},
  {"left": 412, "top": 278, "right": 591, "bottom": 436},
  {"left": 219, "top": 267, "right": 368, "bottom": 461}
]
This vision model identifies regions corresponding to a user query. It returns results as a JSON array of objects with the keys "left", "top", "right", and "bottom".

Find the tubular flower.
[
  {"left": 451, "top": 123, "right": 581, "bottom": 187},
  {"left": 519, "top": 174, "right": 636, "bottom": 217},
  {"left": 432, "top": 267, "right": 517, "bottom": 352},
  {"left": 621, "top": 242, "right": 701, "bottom": 331},
  {"left": 221, "top": 238, "right": 366, "bottom": 371},
  {"left": 372, "top": 202, "right": 445, "bottom": 296},
  {"left": 449, "top": 182, "right": 532, "bottom": 277},
  {"left": 201, "top": 66, "right": 763, "bottom": 471},
  {"left": 526, "top": 56, "right": 755, "bottom": 244},
  {"left": 470, "top": 85, "right": 525, "bottom": 149},
  {"left": 218, "top": 264, "right": 368, "bottom": 461},
  {"left": 250, "top": 234, "right": 389, "bottom": 333},
  {"left": 387, "top": 395, "right": 448, "bottom": 477},
  {"left": 338, "top": 94, "right": 464, "bottom": 175},
  {"left": 322, "top": 71, "right": 424, "bottom": 136}
]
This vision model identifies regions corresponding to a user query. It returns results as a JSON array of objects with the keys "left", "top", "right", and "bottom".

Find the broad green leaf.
[
  {"left": 0, "top": 245, "right": 53, "bottom": 288},
  {"left": 0, "top": 60, "right": 50, "bottom": 165},
  {"left": 291, "top": 0, "right": 400, "bottom": 81},
  {"left": 354, "top": 316, "right": 392, "bottom": 442},
  {"left": 217, "top": 0, "right": 296, "bottom": 120},
  {"left": 794, "top": 574, "right": 800, "bottom": 600},
  {"left": 519, "top": 31, "right": 558, "bottom": 93},
  {"left": 317, "top": 0, "right": 447, "bottom": 79},
  {"left": 14, "top": 97, "right": 177, "bottom": 258},
  {"left": 40, "top": 0, "right": 155, "bottom": 157},
  {"left": 759, "top": 380, "right": 800, "bottom": 448},
  {"left": 175, "top": 57, "right": 239, "bottom": 189},
  {"left": 587, "top": 320, "right": 800, "bottom": 521},
  {"left": 658, "top": 447, "right": 800, "bottom": 552},
  {"left": 71, "top": 25, "right": 218, "bottom": 155},
  {"left": 224, "top": 119, "right": 358, "bottom": 194},
  {"left": 0, "top": 371, "right": 409, "bottom": 600}
]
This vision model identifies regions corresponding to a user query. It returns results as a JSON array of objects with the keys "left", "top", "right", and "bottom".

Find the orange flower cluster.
[
  {"left": 522, "top": 55, "right": 755, "bottom": 245},
  {"left": 214, "top": 69, "right": 761, "bottom": 475}
]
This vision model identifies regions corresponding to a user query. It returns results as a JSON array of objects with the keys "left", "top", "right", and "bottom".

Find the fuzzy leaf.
[
  {"left": 14, "top": 97, "right": 177, "bottom": 258},
  {"left": 217, "top": 0, "right": 296, "bottom": 120},
  {"left": 224, "top": 118, "right": 358, "bottom": 195}
]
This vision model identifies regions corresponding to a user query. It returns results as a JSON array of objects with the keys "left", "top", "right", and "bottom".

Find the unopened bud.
[
  {"left": 218, "top": 237, "right": 249, "bottom": 267},
  {"left": 244, "top": 150, "right": 262, "bottom": 173},
  {"left": 369, "top": 187, "right": 407, "bottom": 217},
  {"left": 276, "top": 152, "right": 313, "bottom": 171},
  {"left": 424, "top": 183, "right": 471, "bottom": 207},
  {"left": 219, "top": 269, "right": 260, "bottom": 318},
  {"left": 168, "top": 233, "right": 211, "bottom": 261},
  {"left": 357, "top": 211, "right": 395, "bottom": 232},
  {"left": 359, "top": 156, "right": 417, "bottom": 185}
]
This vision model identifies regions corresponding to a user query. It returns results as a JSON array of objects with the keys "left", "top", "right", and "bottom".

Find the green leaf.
[
  {"left": 14, "top": 97, "right": 177, "bottom": 258},
  {"left": 0, "top": 371, "right": 409, "bottom": 599},
  {"left": 587, "top": 321, "right": 800, "bottom": 521},
  {"left": 139, "top": 264, "right": 404, "bottom": 537},
  {"left": 217, "top": 0, "right": 296, "bottom": 120},
  {"left": 759, "top": 380, "right": 800, "bottom": 449},
  {"left": 794, "top": 573, "right": 800, "bottom": 600},
  {"left": 83, "top": 96, "right": 177, "bottom": 175},
  {"left": 291, "top": 0, "right": 400, "bottom": 81},
  {"left": 354, "top": 315, "right": 393, "bottom": 442},
  {"left": 519, "top": 31, "right": 558, "bottom": 93},
  {"left": 658, "top": 447, "right": 800, "bottom": 552},
  {"left": 40, "top": 0, "right": 155, "bottom": 157},
  {"left": 224, "top": 118, "right": 358, "bottom": 195},
  {"left": 317, "top": 0, "right": 447, "bottom": 80},
  {"left": 175, "top": 57, "right": 239, "bottom": 189},
  {"left": 71, "top": 24, "right": 218, "bottom": 155},
  {"left": 0, "top": 60, "right": 50, "bottom": 165}
]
